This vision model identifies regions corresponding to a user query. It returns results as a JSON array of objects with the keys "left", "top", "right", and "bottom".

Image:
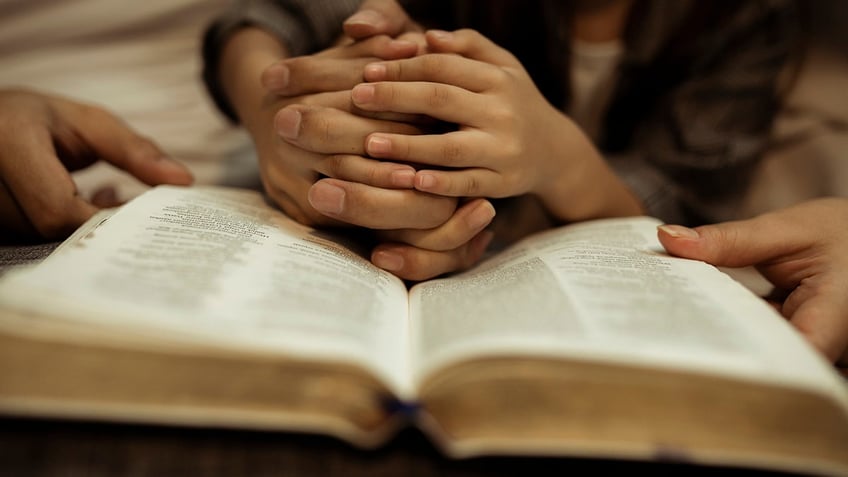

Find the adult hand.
[
  {"left": 658, "top": 198, "right": 848, "bottom": 366},
  {"left": 0, "top": 89, "right": 192, "bottom": 240},
  {"left": 369, "top": 198, "right": 496, "bottom": 281},
  {"left": 223, "top": 28, "right": 454, "bottom": 227},
  {"left": 342, "top": 0, "right": 422, "bottom": 41},
  {"left": 233, "top": 15, "right": 495, "bottom": 280},
  {"left": 260, "top": 0, "right": 423, "bottom": 98},
  {"left": 261, "top": 32, "right": 420, "bottom": 100},
  {"left": 261, "top": 0, "right": 428, "bottom": 127}
]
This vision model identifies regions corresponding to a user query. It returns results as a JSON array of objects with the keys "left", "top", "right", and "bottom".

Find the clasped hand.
[{"left": 256, "top": 5, "right": 505, "bottom": 280}]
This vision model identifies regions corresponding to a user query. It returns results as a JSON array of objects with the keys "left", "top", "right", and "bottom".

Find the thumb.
[
  {"left": 343, "top": 0, "right": 419, "bottom": 40},
  {"left": 58, "top": 100, "right": 193, "bottom": 187},
  {"left": 657, "top": 217, "right": 792, "bottom": 268}
]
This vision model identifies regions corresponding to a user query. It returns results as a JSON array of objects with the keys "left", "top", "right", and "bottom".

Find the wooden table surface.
[{"left": 0, "top": 417, "right": 800, "bottom": 477}]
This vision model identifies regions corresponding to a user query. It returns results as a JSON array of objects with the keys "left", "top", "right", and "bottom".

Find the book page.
[
  {"left": 0, "top": 186, "right": 413, "bottom": 396},
  {"left": 409, "top": 217, "right": 846, "bottom": 398}
]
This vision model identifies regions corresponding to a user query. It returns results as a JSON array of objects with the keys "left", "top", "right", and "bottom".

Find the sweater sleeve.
[
  {"left": 202, "top": 0, "right": 361, "bottom": 122},
  {"left": 607, "top": 0, "right": 802, "bottom": 225}
]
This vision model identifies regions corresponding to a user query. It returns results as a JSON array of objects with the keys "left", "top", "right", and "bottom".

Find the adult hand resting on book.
[
  {"left": 658, "top": 198, "right": 848, "bottom": 367},
  {"left": 0, "top": 89, "right": 193, "bottom": 241}
]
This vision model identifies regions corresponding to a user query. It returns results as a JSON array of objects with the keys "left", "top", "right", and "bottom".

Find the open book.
[{"left": 0, "top": 185, "right": 846, "bottom": 475}]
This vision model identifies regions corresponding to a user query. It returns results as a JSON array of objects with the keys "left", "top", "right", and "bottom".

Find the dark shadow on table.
[
  {"left": 0, "top": 242, "right": 59, "bottom": 274},
  {"left": 0, "top": 417, "right": 808, "bottom": 477}
]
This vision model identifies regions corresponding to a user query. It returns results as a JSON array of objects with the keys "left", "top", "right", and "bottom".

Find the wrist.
[
  {"left": 536, "top": 118, "right": 644, "bottom": 222},
  {"left": 220, "top": 27, "right": 289, "bottom": 127}
]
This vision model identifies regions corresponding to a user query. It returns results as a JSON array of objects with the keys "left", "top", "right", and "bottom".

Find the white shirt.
[
  {"left": 0, "top": 0, "right": 258, "bottom": 201},
  {"left": 568, "top": 38, "right": 625, "bottom": 142}
]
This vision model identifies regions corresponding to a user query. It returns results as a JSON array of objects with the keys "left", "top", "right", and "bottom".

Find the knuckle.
[
  {"left": 456, "top": 28, "right": 480, "bottom": 44},
  {"left": 340, "top": 188, "right": 379, "bottom": 222},
  {"left": 77, "top": 103, "right": 113, "bottom": 124},
  {"left": 264, "top": 181, "right": 330, "bottom": 227},
  {"left": 365, "top": 34, "right": 393, "bottom": 54},
  {"left": 402, "top": 254, "right": 441, "bottom": 282},
  {"left": 73, "top": 101, "right": 98, "bottom": 118},
  {"left": 429, "top": 229, "right": 464, "bottom": 252},
  {"left": 0, "top": 112, "right": 37, "bottom": 137},
  {"left": 709, "top": 226, "right": 740, "bottom": 262},
  {"left": 502, "top": 137, "right": 523, "bottom": 160},
  {"left": 296, "top": 95, "right": 314, "bottom": 106},
  {"left": 390, "top": 59, "right": 403, "bottom": 80},
  {"left": 259, "top": 166, "right": 295, "bottom": 202},
  {"left": 375, "top": 82, "right": 395, "bottom": 106},
  {"left": 392, "top": 136, "right": 411, "bottom": 160},
  {"left": 492, "top": 68, "right": 512, "bottom": 86},
  {"left": 431, "top": 196, "right": 458, "bottom": 223},
  {"left": 363, "top": 83, "right": 389, "bottom": 109},
  {"left": 426, "top": 84, "right": 450, "bottom": 109},
  {"left": 260, "top": 173, "right": 287, "bottom": 204},
  {"left": 502, "top": 171, "right": 527, "bottom": 196},
  {"left": 366, "top": 163, "right": 386, "bottom": 186},
  {"left": 126, "top": 135, "right": 160, "bottom": 161},
  {"left": 440, "top": 137, "right": 464, "bottom": 164},
  {"left": 462, "top": 175, "right": 482, "bottom": 196},
  {"left": 322, "top": 154, "right": 346, "bottom": 177},
  {"left": 420, "top": 54, "right": 445, "bottom": 76},
  {"left": 487, "top": 104, "right": 512, "bottom": 124},
  {"left": 285, "top": 58, "right": 323, "bottom": 90},
  {"left": 30, "top": 204, "right": 77, "bottom": 239},
  {"left": 317, "top": 116, "right": 335, "bottom": 144},
  {"left": 284, "top": 57, "right": 309, "bottom": 77},
  {"left": 302, "top": 110, "right": 336, "bottom": 144}
]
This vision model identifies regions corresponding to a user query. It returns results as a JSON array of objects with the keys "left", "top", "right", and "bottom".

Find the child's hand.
[
  {"left": 659, "top": 198, "right": 848, "bottom": 366},
  {"left": 353, "top": 29, "right": 643, "bottom": 222},
  {"left": 0, "top": 89, "right": 192, "bottom": 240},
  {"left": 370, "top": 197, "right": 496, "bottom": 281}
]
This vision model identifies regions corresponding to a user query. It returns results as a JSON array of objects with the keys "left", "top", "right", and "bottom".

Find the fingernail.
[
  {"left": 373, "top": 250, "right": 404, "bottom": 272},
  {"left": 390, "top": 168, "right": 415, "bottom": 187},
  {"left": 658, "top": 224, "right": 700, "bottom": 239},
  {"left": 466, "top": 201, "right": 496, "bottom": 231},
  {"left": 352, "top": 84, "right": 376, "bottom": 104},
  {"left": 417, "top": 172, "right": 436, "bottom": 190},
  {"left": 367, "top": 135, "right": 391, "bottom": 155},
  {"left": 364, "top": 63, "right": 387, "bottom": 81},
  {"left": 263, "top": 63, "right": 290, "bottom": 91},
  {"left": 344, "top": 9, "right": 383, "bottom": 28},
  {"left": 428, "top": 30, "right": 454, "bottom": 41},
  {"left": 275, "top": 108, "right": 301, "bottom": 139},
  {"left": 308, "top": 182, "right": 345, "bottom": 215}
]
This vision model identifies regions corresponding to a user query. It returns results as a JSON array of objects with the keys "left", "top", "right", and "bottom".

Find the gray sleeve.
[
  {"left": 202, "top": 0, "right": 361, "bottom": 122},
  {"left": 609, "top": 0, "right": 801, "bottom": 225}
]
